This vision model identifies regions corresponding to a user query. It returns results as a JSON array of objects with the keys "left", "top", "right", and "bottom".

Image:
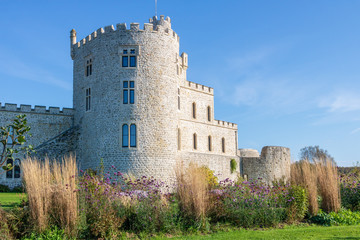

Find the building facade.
[{"left": 0, "top": 16, "right": 290, "bottom": 188}]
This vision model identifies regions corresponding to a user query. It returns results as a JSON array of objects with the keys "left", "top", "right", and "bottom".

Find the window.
[
  {"left": 123, "top": 81, "right": 135, "bottom": 104},
  {"left": 6, "top": 159, "right": 13, "bottom": 179},
  {"left": 192, "top": 102, "right": 196, "bottom": 119},
  {"left": 207, "top": 106, "right": 211, "bottom": 122},
  {"left": 178, "top": 88, "right": 180, "bottom": 110},
  {"left": 86, "top": 59, "right": 92, "bottom": 76},
  {"left": 193, "top": 133, "right": 197, "bottom": 150},
  {"left": 222, "top": 138, "right": 226, "bottom": 153},
  {"left": 130, "top": 124, "right": 136, "bottom": 147},
  {"left": 122, "top": 49, "right": 137, "bottom": 68},
  {"left": 208, "top": 136, "right": 212, "bottom": 151},
  {"left": 177, "top": 128, "right": 181, "bottom": 150},
  {"left": 122, "top": 124, "right": 137, "bottom": 148},
  {"left": 7, "top": 126, "right": 14, "bottom": 145},
  {"left": 122, "top": 124, "right": 129, "bottom": 147},
  {"left": 14, "top": 159, "right": 20, "bottom": 178},
  {"left": 86, "top": 88, "right": 91, "bottom": 111}
]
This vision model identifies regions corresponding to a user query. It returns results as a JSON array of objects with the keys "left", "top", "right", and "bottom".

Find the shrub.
[
  {"left": 11, "top": 186, "right": 25, "bottom": 193},
  {"left": 230, "top": 159, "right": 237, "bottom": 174},
  {"left": 311, "top": 209, "right": 360, "bottom": 226},
  {"left": 0, "top": 184, "right": 11, "bottom": 193},
  {"left": 340, "top": 172, "right": 360, "bottom": 211},
  {"left": 286, "top": 185, "right": 308, "bottom": 222}
]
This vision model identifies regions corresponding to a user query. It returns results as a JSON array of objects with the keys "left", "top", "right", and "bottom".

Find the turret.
[{"left": 70, "top": 29, "right": 76, "bottom": 59}]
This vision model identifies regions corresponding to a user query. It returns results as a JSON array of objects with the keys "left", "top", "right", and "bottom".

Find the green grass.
[
  {"left": 155, "top": 225, "right": 360, "bottom": 239},
  {"left": 0, "top": 192, "right": 25, "bottom": 209}
]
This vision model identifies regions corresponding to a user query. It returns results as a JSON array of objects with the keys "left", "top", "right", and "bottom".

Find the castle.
[{"left": 0, "top": 16, "right": 290, "bottom": 188}]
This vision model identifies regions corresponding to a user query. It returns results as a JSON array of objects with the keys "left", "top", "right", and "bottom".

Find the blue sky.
[{"left": 1, "top": 0, "right": 359, "bottom": 166}]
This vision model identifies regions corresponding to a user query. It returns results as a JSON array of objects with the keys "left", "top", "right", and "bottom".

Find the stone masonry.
[{"left": 0, "top": 15, "right": 290, "bottom": 188}]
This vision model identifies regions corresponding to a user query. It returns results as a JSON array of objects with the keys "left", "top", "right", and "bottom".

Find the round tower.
[{"left": 70, "top": 16, "right": 181, "bottom": 180}]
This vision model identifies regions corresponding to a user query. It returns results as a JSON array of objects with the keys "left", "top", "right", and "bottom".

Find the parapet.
[
  {"left": 71, "top": 15, "right": 179, "bottom": 57},
  {"left": 185, "top": 81, "right": 214, "bottom": 95},
  {"left": 214, "top": 119, "right": 237, "bottom": 129},
  {"left": 0, "top": 103, "right": 74, "bottom": 116},
  {"left": 239, "top": 149, "right": 260, "bottom": 158}
]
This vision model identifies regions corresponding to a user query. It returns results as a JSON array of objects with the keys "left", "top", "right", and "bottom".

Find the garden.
[{"left": 0, "top": 156, "right": 360, "bottom": 239}]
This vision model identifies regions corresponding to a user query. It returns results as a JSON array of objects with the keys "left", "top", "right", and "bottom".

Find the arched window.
[
  {"left": 6, "top": 159, "right": 13, "bottom": 179},
  {"left": 208, "top": 136, "right": 212, "bottom": 151},
  {"left": 130, "top": 124, "right": 136, "bottom": 148},
  {"left": 14, "top": 159, "right": 21, "bottom": 178},
  {"left": 122, "top": 124, "right": 129, "bottom": 147},
  {"left": 222, "top": 137, "right": 226, "bottom": 153},
  {"left": 193, "top": 133, "right": 197, "bottom": 150},
  {"left": 177, "top": 128, "right": 181, "bottom": 150},
  {"left": 192, "top": 102, "right": 196, "bottom": 119},
  {"left": 207, "top": 106, "right": 211, "bottom": 122}
]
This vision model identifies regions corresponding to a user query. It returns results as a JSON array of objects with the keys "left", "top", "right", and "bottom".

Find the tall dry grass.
[
  {"left": 291, "top": 158, "right": 340, "bottom": 214},
  {"left": 22, "top": 156, "right": 78, "bottom": 235},
  {"left": 175, "top": 162, "right": 209, "bottom": 226}
]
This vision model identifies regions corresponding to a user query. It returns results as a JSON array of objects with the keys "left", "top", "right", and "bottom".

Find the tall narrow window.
[
  {"left": 122, "top": 56, "right": 129, "bottom": 67},
  {"left": 86, "top": 88, "right": 91, "bottom": 111},
  {"left": 207, "top": 106, "right": 211, "bottom": 122},
  {"left": 7, "top": 126, "right": 14, "bottom": 145},
  {"left": 208, "top": 136, "right": 212, "bottom": 151},
  {"left": 192, "top": 102, "right": 196, "bottom": 119},
  {"left": 222, "top": 137, "right": 226, "bottom": 153},
  {"left": 14, "top": 159, "right": 20, "bottom": 178},
  {"left": 177, "top": 128, "right": 181, "bottom": 150},
  {"left": 130, "top": 124, "right": 136, "bottom": 147},
  {"left": 193, "top": 133, "right": 197, "bottom": 150},
  {"left": 178, "top": 88, "right": 180, "bottom": 110},
  {"left": 122, "top": 124, "right": 129, "bottom": 147},
  {"left": 6, "top": 159, "right": 13, "bottom": 179},
  {"left": 123, "top": 81, "right": 135, "bottom": 104},
  {"left": 86, "top": 59, "right": 92, "bottom": 76}
]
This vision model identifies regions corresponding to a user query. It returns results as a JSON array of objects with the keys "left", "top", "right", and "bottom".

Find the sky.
[{"left": 0, "top": 0, "right": 359, "bottom": 166}]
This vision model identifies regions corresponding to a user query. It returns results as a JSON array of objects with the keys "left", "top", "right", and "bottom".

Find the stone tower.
[{"left": 70, "top": 16, "right": 182, "bottom": 180}]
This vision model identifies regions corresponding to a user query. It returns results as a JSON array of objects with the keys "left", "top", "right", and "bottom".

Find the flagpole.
[{"left": 155, "top": 0, "right": 157, "bottom": 17}]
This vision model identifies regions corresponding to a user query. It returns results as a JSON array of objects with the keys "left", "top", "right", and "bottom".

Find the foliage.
[
  {"left": 23, "top": 226, "right": 73, "bottom": 240},
  {"left": 0, "top": 184, "right": 11, "bottom": 193},
  {"left": 340, "top": 172, "right": 360, "bottom": 211},
  {"left": 310, "top": 209, "right": 360, "bottom": 226},
  {"left": 286, "top": 185, "right": 308, "bottom": 222},
  {"left": 0, "top": 115, "right": 34, "bottom": 171},
  {"left": 200, "top": 166, "right": 218, "bottom": 188},
  {"left": 299, "top": 145, "right": 334, "bottom": 164},
  {"left": 230, "top": 159, "right": 237, "bottom": 174}
]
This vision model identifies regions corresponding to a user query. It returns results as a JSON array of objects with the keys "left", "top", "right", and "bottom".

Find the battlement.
[
  {"left": 185, "top": 81, "right": 214, "bottom": 95},
  {"left": 71, "top": 15, "right": 179, "bottom": 55},
  {"left": 0, "top": 103, "right": 74, "bottom": 116},
  {"left": 214, "top": 119, "right": 237, "bottom": 129}
]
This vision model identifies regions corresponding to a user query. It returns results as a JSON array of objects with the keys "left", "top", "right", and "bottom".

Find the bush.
[
  {"left": 286, "top": 185, "right": 308, "bottom": 222},
  {"left": 11, "top": 186, "right": 25, "bottom": 193},
  {"left": 340, "top": 173, "right": 360, "bottom": 211},
  {"left": 0, "top": 184, "right": 11, "bottom": 193},
  {"left": 230, "top": 159, "right": 237, "bottom": 174},
  {"left": 311, "top": 209, "right": 360, "bottom": 226}
]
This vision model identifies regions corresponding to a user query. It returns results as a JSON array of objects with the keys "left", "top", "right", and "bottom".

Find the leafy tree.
[
  {"left": 299, "top": 145, "right": 335, "bottom": 164},
  {"left": 0, "top": 114, "right": 33, "bottom": 172}
]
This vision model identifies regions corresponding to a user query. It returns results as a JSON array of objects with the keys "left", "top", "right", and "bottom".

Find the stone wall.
[
  {"left": 0, "top": 103, "right": 74, "bottom": 188},
  {"left": 242, "top": 146, "right": 290, "bottom": 184}
]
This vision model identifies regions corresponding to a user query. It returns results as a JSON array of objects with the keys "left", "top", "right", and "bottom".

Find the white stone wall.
[{"left": 0, "top": 103, "right": 74, "bottom": 188}]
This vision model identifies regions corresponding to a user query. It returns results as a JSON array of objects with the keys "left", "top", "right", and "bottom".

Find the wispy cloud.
[
  {"left": 350, "top": 128, "right": 360, "bottom": 135},
  {"left": 0, "top": 47, "right": 71, "bottom": 90},
  {"left": 318, "top": 92, "right": 360, "bottom": 112}
]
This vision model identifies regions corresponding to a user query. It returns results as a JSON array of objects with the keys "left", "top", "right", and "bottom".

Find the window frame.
[
  {"left": 122, "top": 123, "right": 137, "bottom": 149},
  {"left": 222, "top": 137, "right": 226, "bottom": 153},
  {"left": 193, "top": 133, "right": 197, "bottom": 150},
  {"left": 85, "top": 58, "right": 93, "bottom": 77},
  {"left": 123, "top": 81, "right": 135, "bottom": 104},
  {"left": 120, "top": 46, "right": 139, "bottom": 69},
  {"left": 208, "top": 135, "right": 212, "bottom": 152},
  {"left": 6, "top": 159, "right": 13, "bottom": 179},
  {"left": 192, "top": 102, "right": 196, "bottom": 119},
  {"left": 86, "top": 88, "right": 91, "bottom": 111}
]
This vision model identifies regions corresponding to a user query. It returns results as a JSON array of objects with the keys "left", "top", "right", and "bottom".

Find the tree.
[
  {"left": 0, "top": 114, "right": 33, "bottom": 172},
  {"left": 299, "top": 145, "right": 335, "bottom": 164}
]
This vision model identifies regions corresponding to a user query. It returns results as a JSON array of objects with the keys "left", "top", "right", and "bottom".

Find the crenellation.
[
  {"left": 34, "top": 105, "right": 46, "bottom": 113},
  {"left": 87, "top": 34, "right": 91, "bottom": 42},
  {"left": 49, "top": 107, "right": 60, "bottom": 114},
  {"left": 4, "top": 103, "right": 17, "bottom": 111},
  {"left": 185, "top": 81, "right": 214, "bottom": 95},
  {"left": 92, "top": 30, "right": 97, "bottom": 39},
  {"left": 130, "top": 23, "right": 140, "bottom": 31},
  {"left": 116, "top": 23, "right": 127, "bottom": 30},
  {"left": 20, "top": 104, "right": 31, "bottom": 112},
  {"left": 61, "top": 108, "right": 74, "bottom": 115},
  {"left": 104, "top": 25, "right": 115, "bottom": 32},
  {"left": 143, "top": 23, "right": 153, "bottom": 31}
]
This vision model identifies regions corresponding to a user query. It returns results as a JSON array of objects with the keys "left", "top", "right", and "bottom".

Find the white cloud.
[{"left": 319, "top": 92, "right": 360, "bottom": 113}]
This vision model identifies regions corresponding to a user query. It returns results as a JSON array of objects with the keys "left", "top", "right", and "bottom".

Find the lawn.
[
  {"left": 0, "top": 192, "right": 25, "bottom": 209},
  {"left": 155, "top": 225, "right": 360, "bottom": 239}
]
